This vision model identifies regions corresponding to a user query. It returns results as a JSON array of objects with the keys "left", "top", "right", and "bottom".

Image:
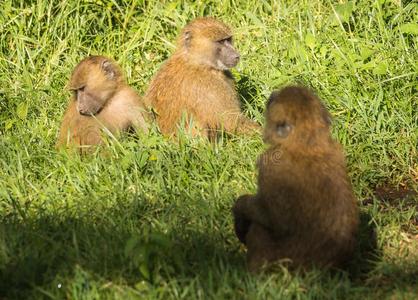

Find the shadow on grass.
[
  {"left": 0, "top": 211, "right": 245, "bottom": 299},
  {"left": 236, "top": 73, "right": 263, "bottom": 115},
  {"left": 347, "top": 210, "right": 380, "bottom": 279},
  {"left": 0, "top": 216, "right": 133, "bottom": 298},
  {"left": 347, "top": 207, "right": 418, "bottom": 295},
  {"left": 1, "top": 200, "right": 417, "bottom": 298}
]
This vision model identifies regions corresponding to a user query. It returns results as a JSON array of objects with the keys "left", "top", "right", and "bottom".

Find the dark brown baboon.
[
  {"left": 56, "top": 55, "right": 149, "bottom": 153},
  {"left": 144, "top": 17, "right": 260, "bottom": 139},
  {"left": 233, "top": 86, "right": 359, "bottom": 272}
]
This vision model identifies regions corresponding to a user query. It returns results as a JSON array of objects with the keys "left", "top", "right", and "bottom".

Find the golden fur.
[
  {"left": 145, "top": 17, "right": 260, "bottom": 139},
  {"left": 57, "top": 56, "right": 148, "bottom": 153}
]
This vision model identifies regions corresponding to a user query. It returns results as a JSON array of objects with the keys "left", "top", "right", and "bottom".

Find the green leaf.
[
  {"left": 245, "top": 12, "right": 264, "bottom": 28},
  {"left": 150, "top": 233, "right": 170, "bottom": 248},
  {"left": 124, "top": 237, "right": 139, "bottom": 257},
  {"left": 399, "top": 23, "right": 418, "bottom": 35},
  {"left": 134, "top": 281, "right": 150, "bottom": 292},
  {"left": 137, "top": 151, "right": 149, "bottom": 168},
  {"left": 5, "top": 119, "right": 15, "bottom": 130},
  {"left": 305, "top": 32, "right": 316, "bottom": 49},
  {"left": 16, "top": 103, "right": 28, "bottom": 120},
  {"left": 334, "top": 2, "right": 355, "bottom": 23},
  {"left": 120, "top": 154, "right": 133, "bottom": 170},
  {"left": 373, "top": 60, "right": 389, "bottom": 75},
  {"left": 149, "top": 151, "right": 158, "bottom": 161},
  {"left": 359, "top": 46, "right": 374, "bottom": 61},
  {"left": 139, "top": 263, "right": 150, "bottom": 280}
]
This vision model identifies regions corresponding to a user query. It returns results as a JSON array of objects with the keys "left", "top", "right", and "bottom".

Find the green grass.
[{"left": 1, "top": 0, "right": 417, "bottom": 299}]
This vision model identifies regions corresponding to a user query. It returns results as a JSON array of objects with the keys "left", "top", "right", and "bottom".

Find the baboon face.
[
  {"left": 264, "top": 99, "right": 294, "bottom": 145},
  {"left": 181, "top": 17, "right": 240, "bottom": 70},
  {"left": 214, "top": 36, "right": 240, "bottom": 69},
  {"left": 68, "top": 56, "right": 121, "bottom": 115},
  {"left": 263, "top": 87, "right": 331, "bottom": 146}
]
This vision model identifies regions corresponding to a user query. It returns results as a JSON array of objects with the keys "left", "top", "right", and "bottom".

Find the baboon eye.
[
  {"left": 73, "top": 86, "right": 85, "bottom": 98},
  {"left": 276, "top": 122, "right": 292, "bottom": 138},
  {"left": 218, "top": 37, "right": 232, "bottom": 44}
]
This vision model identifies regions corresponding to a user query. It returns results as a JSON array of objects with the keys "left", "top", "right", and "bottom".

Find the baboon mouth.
[
  {"left": 79, "top": 111, "right": 95, "bottom": 116},
  {"left": 228, "top": 59, "right": 239, "bottom": 68},
  {"left": 79, "top": 107, "right": 103, "bottom": 116}
]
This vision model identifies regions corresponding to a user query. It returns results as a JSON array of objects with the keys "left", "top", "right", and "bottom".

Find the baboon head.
[
  {"left": 68, "top": 56, "right": 123, "bottom": 116},
  {"left": 264, "top": 86, "right": 332, "bottom": 147},
  {"left": 178, "top": 17, "right": 240, "bottom": 70}
]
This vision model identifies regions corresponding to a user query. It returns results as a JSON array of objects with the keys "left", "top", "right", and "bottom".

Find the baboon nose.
[{"left": 79, "top": 109, "right": 90, "bottom": 116}]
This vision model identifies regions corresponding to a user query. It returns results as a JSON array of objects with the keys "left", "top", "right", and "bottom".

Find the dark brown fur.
[
  {"left": 233, "top": 86, "right": 359, "bottom": 272},
  {"left": 144, "top": 17, "right": 260, "bottom": 139},
  {"left": 56, "top": 56, "right": 148, "bottom": 153}
]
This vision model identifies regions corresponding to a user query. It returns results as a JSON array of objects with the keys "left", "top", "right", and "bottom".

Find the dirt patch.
[
  {"left": 374, "top": 184, "right": 417, "bottom": 203},
  {"left": 362, "top": 183, "right": 417, "bottom": 207},
  {"left": 373, "top": 183, "right": 418, "bottom": 232}
]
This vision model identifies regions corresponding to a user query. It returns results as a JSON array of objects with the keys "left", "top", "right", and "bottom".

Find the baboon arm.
[
  {"left": 213, "top": 106, "right": 256, "bottom": 134},
  {"left": 210, "top": 111, "right": 260, "bottom": 135},
  {"left": 233, "top": 194, "right": 275, "bottom": 244},
  {"left": 233, "top": 194, "right": 271, "bottom": 229},
  {"left": 236, "top": 116, "right": 261, "bottom": 135},
  {"left": 130, "top": 109, "right": 149, "bottom": 133}
]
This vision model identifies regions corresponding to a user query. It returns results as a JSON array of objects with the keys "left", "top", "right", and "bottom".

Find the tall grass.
[{"left": 0, "top": 0, "right": 417, "bottom": 299}]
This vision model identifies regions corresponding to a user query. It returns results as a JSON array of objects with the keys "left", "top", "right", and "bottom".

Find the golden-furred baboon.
[
  {"left": 56, "top": 55, "right": 149, "bottom": 153},
  {"left": 144, "top": 17, "right": 260, "bottom": 139},
  {"left": 233, "top": 86, "right": 359, "bottom": 272}
]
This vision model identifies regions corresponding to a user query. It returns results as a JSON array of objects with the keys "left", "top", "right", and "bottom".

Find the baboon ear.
[
  {"left": 267, "top": 91, "right": 280, "bottom": 108},
  {"left": 101, "top": 60, "right": 115, "bottom": 79},
  {"left": 320, "top": 104, "right": 332, "bottom": 126},
  {"left": 184, "top": 30, "right": 192, "bottom": 48}
]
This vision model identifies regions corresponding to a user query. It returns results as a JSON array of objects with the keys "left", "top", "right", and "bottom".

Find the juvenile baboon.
[
  {"left": 56, "top": 56, "right": 149, "bottom": 153},
  {"left": 233, "top": 86, "right": 359, "bottom": 272},
  {"left": 144, "top": 17, "right": 260, "bottom": 139}
]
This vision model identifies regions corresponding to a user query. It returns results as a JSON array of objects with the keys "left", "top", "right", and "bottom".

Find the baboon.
[
  {"left": 144, "top": 17, "right": 260, "bottom": 139},
  {"left": 233, "top": 86, "right": 359, "bottom": 272},
  {"left": 56, "top": 56, "right": 149, "bottom": 153}
]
